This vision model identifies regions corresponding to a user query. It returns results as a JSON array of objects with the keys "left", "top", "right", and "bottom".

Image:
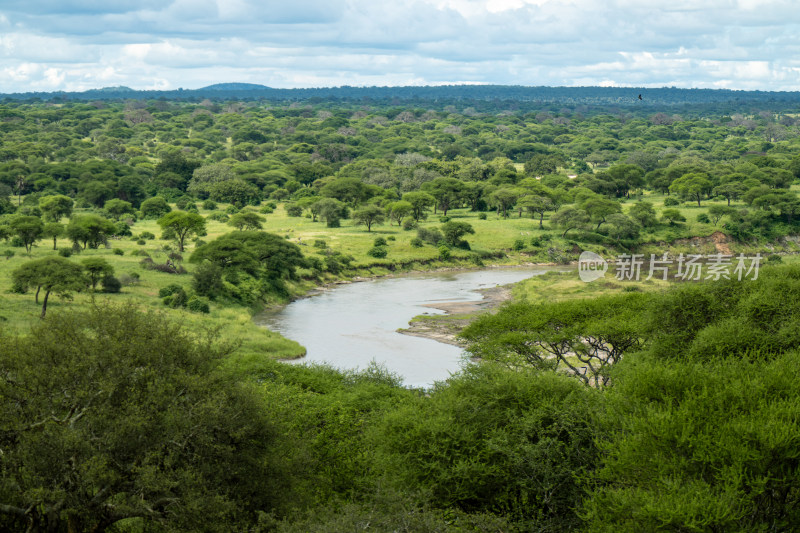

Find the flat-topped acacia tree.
[
  {"left": 12, "top": 256, "right": 86, "bottom": 318},
  {"left": 157, "top": 211, "right": 206, "bottom": 252}
]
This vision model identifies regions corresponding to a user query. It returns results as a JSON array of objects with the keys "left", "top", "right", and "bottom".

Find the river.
[{"left": 255, "top": 267, "right": 562, "bottom": 388}]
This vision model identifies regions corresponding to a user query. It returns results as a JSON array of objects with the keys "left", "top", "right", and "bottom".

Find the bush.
[
  {"left": 402, "top": 217, "right": 417, "bottom": 231},
  {"left": 112, "top": 248, "right": 124, "bottom": 256},
  {"left": 259, "top": 205, "right": 274, "bottom": 214},
  {"left": 101, "top": 275, "right": 122, "bottom": 293},
  {"left": 201, "top": 199, "right": 217, "bottom": 210},
  {"left": 664, "top": 197, "right": 681, "bottom": 207},
  {"left": 163, "top": 289, "right": 188, "bottom": 308},
  {"left": 410, "top": 237, "right": 424, "bottom": 248},
  {"left": 225, "top": 205, "right": 239, "bottom": 214},
  {"left": 373, "top": 237, "right": 388, "bottom": 247},
  {"left": 439, "top": 215, "right": 451, "bottom": 223},
  {"left": 137, "top": 239, "right": 146, "bottom": 245},
  {"left": 158, "top": 284, "right": 184, "bottom": 298},
  {"left": 207, "top": 212, "right": 229, "bottom": 222},
  {"left": 513, "top": 238, "right": 526, "bottom": 251},
  {"left": 139, "top": 231, "right": 155, "bottom": 240},
  {"left": 438, "top": 245, "right": 451, "bottom": 260},
  {"left": 192, "top": 262, "right": 224, "bottom": 298},
  {"left": 387, "top": 236, "right": 396, "bottom": 241},
  {"left": 313, "top": 239, "right": 327, "bottom": 249},
  {"left": 478, "top": 212, "right": 487, "bottom": 220},
  {"left": 187, "top": 297, "right": 210, "bottom": 314},
  {"left": 3, "top": 249, "right": 14, "bottom": 260},
  {"left": 58, "top": 247, "right": 72, "bottom": 257},
  {"left": 118, "top": 273, "right": 140, "bottom": 286},
  {"left": 285, "top": 204, "right": 303, "bottom": 217},
  {"left": 417, "top": 227, "right": 444, "bottom": 245},
  {"left": 367, "top": 246, "right": 388, "bottom": 258},
  {"left": 696, "top": 213, "right": 711, "bottom": 223}
]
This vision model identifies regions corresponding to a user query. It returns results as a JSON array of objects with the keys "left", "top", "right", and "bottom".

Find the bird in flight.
[{"left": 638, "top": 94, "right": 643, "bottom": 100}]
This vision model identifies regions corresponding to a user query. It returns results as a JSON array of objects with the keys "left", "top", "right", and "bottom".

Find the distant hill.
[{"left": 200, "top": 83, "right": 270, "bottom": 91}]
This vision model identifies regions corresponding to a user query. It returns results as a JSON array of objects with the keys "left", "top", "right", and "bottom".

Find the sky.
[{"left": 1, "top": 0, "right": 800, "bottom": 93}]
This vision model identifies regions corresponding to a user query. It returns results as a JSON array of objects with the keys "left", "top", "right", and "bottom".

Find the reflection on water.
[{"left": 255, "top": 268, "right": 560, "bottom": 388}]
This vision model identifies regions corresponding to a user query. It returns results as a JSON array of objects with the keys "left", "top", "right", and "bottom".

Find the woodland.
[{"left": 1, "top": 89, "right": 800, "bottom": 531}]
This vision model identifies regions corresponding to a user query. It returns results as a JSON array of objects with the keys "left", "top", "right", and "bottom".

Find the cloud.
[{"left": 0, "top": 0, "right": 798, "bottom": 92}]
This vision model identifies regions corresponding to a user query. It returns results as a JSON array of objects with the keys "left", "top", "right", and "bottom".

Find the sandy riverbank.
[{"left": 397, "top": 283, "right": 514, "bottom": 347}]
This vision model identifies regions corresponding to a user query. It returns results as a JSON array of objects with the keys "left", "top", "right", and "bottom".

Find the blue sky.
[{"left": 1, "top": 0, "right": 799, "bottom": 93}]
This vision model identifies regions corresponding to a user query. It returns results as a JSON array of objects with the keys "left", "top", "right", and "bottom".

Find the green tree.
[
  {"left": 661, "top": 208, "right": 686, "bottom": 225},
  {"left": 352, "top": 205, "right": 386, "bottom": 232},
  {"left": 517, "top": 195, "right": 554, "bottom": 228},
  {"left": 103, "top": 198, "right": 134, "bottom": 220},
  {"left": 708, "top": 204, "right": 735, "bottom": 226},
  {"left": 158, "top": 211, "right": 206, "bottom": 252},
  {"left": 9, "top": 215, "right": 43, "bottom": 253},
  {"left": 82, "top": 257, "right": 114, "bottom": 290},
  {"left": 11, "top": 256, "right": 86, "bottom": 317},
  {"left": 488, "top": 187, "right": 519, "bottom": 218},
  {"left": 421, "top": 177, "right": 464, "bottom": 215},
  {"left": 670, "top": 173, "right": 713, "bottom": 207},
  {"left": 581, "top": 197, "right": 622, "bottom": 230},
  {"left": 41, "top": 222, "right": 64, "bottom": 250},
  {"left": 38, "top": 194, "right": 74, "bottom": 222},
  {"left": 713, "top": 179, "right": 746, "bottom": 206},
  {"left": 441, "top": 220, "right": 475, "bottom": 246},
  {"left": 0, "top": 305, "right": 282, "bottom": 531},
  {"left": 66, "top": 215, "right": 116, "bottom": 249},
  {"left": 388, "top": 200, "right": 413, "bottom": 226},
  {"left": 227, "top": 211, "right": 265, "bottom": 231},
  {"left": 139, "top": 196, "right": 172, "bottom": 219},
  {"left": 628, "top": 201, "right": 658, "bottom": 228},
  {"left": 551, "top": 206, "right": 590, "bottom": 237},
  {"left": 401, "top": 191, "right": 436, "bottom": 221}
]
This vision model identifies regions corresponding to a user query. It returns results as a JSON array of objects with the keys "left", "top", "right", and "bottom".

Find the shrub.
[
  {"left": 101, "top": 275, "right": 122, "bottom": 293},
  {"left": 285, "top": 204, "right": 303, "bottom": 217},
  {"left": 158, "top": 284, "right": 184, "bottom": 298},
  {"left": 207, "top": 212, "right": 229, "bottom": 222},
  {"left": 175, "top": 196, "right": 194, "bottom": 210},
  {"left": 410, "top": 237, "right": 424, "bottom": 248},
  {"left": 513, "top": 239, "right": 526, "bottom": 251},
  {"left": 663, "top": 197, "right": 681, "bottom": 207},
  {"left": 696, "top": 213, "right": 711, "bottom": 223},
  {"left": 402, "top": 217, "right": 417, "bottom": 231},
  {"left": 139, "top": 231, "right": 155, "bottom": 240},
  {"left": 313, "top": 239, "right": 327, "bottom": 249},
  {"left": 438, "top": 245, "right": 451, "bottom": 260},
  {"left": 192, "top": 262, "right": 223, "bottom": 298},
  {"left": 3, "top": 249, "right": 14, "bottom": 260},
  {"left": 373, "top": 237, "right": 388, "bottom": 247},
  {"left": 259, "top": 205, "right": 274, "bottom": 214},
  {"left": 112, "top": 248, "right": 124, "bottom": 256},
  {"left": 387, "top": 236, "right": 396, "bottom": 241},
  {"left": 137, "top": 239, "right": 146, "bottom": 245},
  {"left": 58, "top": 248, "right": 72, "bottom": 257},
  {"left": 417, "top": 227, "right": 444, "bottom": 245},
  {"left": 187, "top": 297, "right": 210, "bottom": 314},
  {"left": 367, "top": 246, "right": 388, "bottom": 258},
  {"left": 225, "top": 205, "right": 239, "bottom": 214},
  {"left": 201, "top": 199, "right": 217, "bottom": 210},
  {"left": 439, "top": 215, "right": 451, "bottom": 223},
  {"left": 118, "top": 273, "right": 140, "bottom": 286},
  {"left": 478, "top": 212, "right": 487, "bottom": 220}
]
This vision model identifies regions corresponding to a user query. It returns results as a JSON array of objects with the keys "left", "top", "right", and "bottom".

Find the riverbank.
[{"left": 396, "top": 283, "right": 516, "bottom": 347}]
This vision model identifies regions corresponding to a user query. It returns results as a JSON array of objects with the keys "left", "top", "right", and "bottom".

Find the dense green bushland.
[{"left": 3, "top": 266, "right": 800, "bottom": 531}]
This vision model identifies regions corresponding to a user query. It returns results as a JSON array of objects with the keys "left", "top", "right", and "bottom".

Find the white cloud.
[{"left": 0, "top": 0, "right": 798, "bottom": 92}]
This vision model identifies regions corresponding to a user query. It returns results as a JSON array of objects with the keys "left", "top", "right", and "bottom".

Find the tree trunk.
[
  {"left": 35, "top": 285, "right": 41, "bottom": 304},
  {"left": 539, "top": 213, "right": 544, "bottom": 229},
  {"left": 41, "top": 290, "right": 50, "bottom": 319}
]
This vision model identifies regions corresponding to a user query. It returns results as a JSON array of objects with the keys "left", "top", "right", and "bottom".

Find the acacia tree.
[
  {"left": 11, "top": 257, "right": 86, "bottom": 318},
  {"left": 0, "top": 305, "right": 282, "bottom": 531},
  {"left": 353, "top": 205, "right": 385, "bottom": 232},
  {"left": 82, "top": 257, "right": 114, "bottom": 291},
  {"left": 9, "top": 215, "right": 43, "bottom": 253},
  {"left": 158, "top": 211, "right": 206, "bottom": 252},
  {"left": 38, "top": 194, "right": 74, "bottom": 222}
]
